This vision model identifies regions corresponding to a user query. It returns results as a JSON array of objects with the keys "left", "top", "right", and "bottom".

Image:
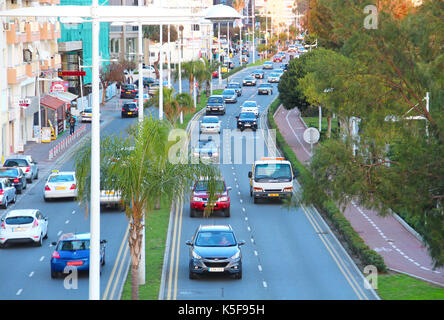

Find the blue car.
[{"left": 50, "top": 232, "right": 107, "bottom": 278}]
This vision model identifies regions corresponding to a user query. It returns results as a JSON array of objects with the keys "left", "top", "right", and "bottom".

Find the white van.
[{"left": 248, "top": 157, "right": 298, "bottom": 203}]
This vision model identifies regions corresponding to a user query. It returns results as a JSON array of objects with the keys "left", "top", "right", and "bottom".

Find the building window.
[{"left": 191, "top": 24, "right": 200, "bottom": 32}]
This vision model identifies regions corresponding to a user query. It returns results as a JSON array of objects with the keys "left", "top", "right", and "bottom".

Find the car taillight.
[
  {"left": 13, "top": 178, "right": 19, "bottom": 183},
  {"left": 122, "top": 108, "right": 126, "bottom": 111},
  {"left": 32, "top": 219, "right": 39, "bottom": 228},
  {"left": 52, "top": 251, "right": 60, "bottom": 259},
  {"left": 0, "top": 190, "right": 4, "bottom": 195},
  {"left": 1, "top": 221, "right": 5, "bottom": 229},
  {"left": 45, "top": 185, "right": 51, "bottom": 191},
  {"left": 70, "top": 184, "right": 76, "bottom": 190},
  {"left": 253, "top": 187, "right": 263, "bottom": 192},
  {"left": 284, "top": 187, "right": 293, "bottom": 192},
  {"left": 26, "top": 166, "right": 31, "bottom": 172}
]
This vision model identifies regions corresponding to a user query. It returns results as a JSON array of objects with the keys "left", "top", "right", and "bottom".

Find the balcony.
[
  {"left": 6, "top": 23, "right": 26, "bottom": 44},
  {"left": 7, "top": 65, "right": 27, "bottom": 84},
  {"left": 53, "top": 22, "right": 61, "bottom": 40},
  {"left": 25, "top": 22, "right": 40, "bottom": 43},
  {"left": 25, "top": 61, "right": 39, "bottom": 78}
]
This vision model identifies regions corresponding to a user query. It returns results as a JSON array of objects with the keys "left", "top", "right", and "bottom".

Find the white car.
[
  {"left": 200, "top": 116, "right": 221, "bottom": 134},
  {"left": 0, "top": 209, "right": 48, "bottom": 248},
  {"left": 100, "top": 190, "right": 122, "bottom": 208},
  {"left": 81, "top": 108, "right": 92, "bottom": 122},
  {"left": 241, "top": 106, "right": 259, "bottom": 117},
  {"left": 44, "top": 171, "right": 77, "bottom": 201},
  {"left": 0, "top": 178, "right": 16, "bottom": 209}
]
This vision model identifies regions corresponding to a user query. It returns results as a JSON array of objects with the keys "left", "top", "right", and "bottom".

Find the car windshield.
[
  {"left": 195, "top": 231, "right": 236, "bottom": 247},
  {"left": 124, "top": 85, "right": 135, "bottom": 90},
  {"left": 254, "top": 164, "right": 292, "bottom": 181},
  {"left": 84, "top": 109, "right": 92, "bottom": 113},
  {"left": 198, "top": 141, "right": 217, "bottom": 149},
  {"left": 202, "top": 117, "right": 219, "bottom": 123},
  {"left": 49, "top": 174, "right": 74, "bottom": 183},
  {"left": 240, "top": 112, "right": 256, "bottom": 119},
  {"left": 223, "top": 90, "right": 235, "bottom": 95},
  {"left": 245, "top": 77, "right": 254, "bottom": 80},
  {"left": 208, "top": 97, "right": 223, "bottom": 104},
  {"left": 243, "top": 102, "right": 257, "bottom": 107},
  {"left": 4, "top": 159, "right": 28, "bottom": 167},
  {"left": 270, "top": 73, "right": 280, "bottom": 77},
  {"left": 124, "top": 104, "right": 137, "bottom": 109},
  {"left": 0, "top": 168, "right": 19, "bottom": 176},
  {"left": 5, "top": 216, "right": 34, "bottom": 225},
  {"left": 58, "top": 240, "right": 90, "bottom": 251},
  {"left": 194, "top": 180, "right": 225, "bottom": 192},
  {"left": 227, "top": 83, "right": 239, "bottom": 88},
  {"left": 259, "top": 84, "right": 272, "bottom": 88}
]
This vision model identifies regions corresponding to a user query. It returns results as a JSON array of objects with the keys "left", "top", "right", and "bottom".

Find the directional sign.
[{"left": 58, "top": 71, "right": 86, "bottom": 77}]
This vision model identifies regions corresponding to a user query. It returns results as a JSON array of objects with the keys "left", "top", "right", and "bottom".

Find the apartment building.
[{"left": 1, "top": 0, "right": 62, "bottom": 159}]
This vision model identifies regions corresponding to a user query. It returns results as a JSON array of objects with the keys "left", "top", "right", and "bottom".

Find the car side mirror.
[
  {"left": 248, "top": 172, "right": 252, "bottom": 178},
  {"left": 227, "top": 186, "right": 232, "bottom": 191},
  {"left": 44, "top": 216, "right": 48, "bottom": 221},
  {"left": 236, "top": 116, "right": 239, "bottom": 119},
  {"left": 51, "top": 242, "right": 57, "bottom": 246},
  {"left": 185, "top": 240, "right": 193, "bottom": 246},
  {"left": 238, "top": 240, "right": 246, "bottom": 246},
  {"left": 101, "top": 240, "right": 107, "bottom": 244},
  {"left": 293, "top": 170, "right": 300, "bottom": 179}
]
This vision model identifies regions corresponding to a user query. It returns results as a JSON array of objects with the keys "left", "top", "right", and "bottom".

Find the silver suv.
[{"left": 3, "top": 156, "right": 39, "bottom": 183}]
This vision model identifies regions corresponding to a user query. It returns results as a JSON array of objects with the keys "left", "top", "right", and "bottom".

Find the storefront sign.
[{"left": 50, "top": 81, "right": 69, "bottom": 93}]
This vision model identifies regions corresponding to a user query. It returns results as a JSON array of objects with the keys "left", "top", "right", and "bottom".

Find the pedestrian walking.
[{"left": 69, "top": 116, "right": 76, "bottom": 135}]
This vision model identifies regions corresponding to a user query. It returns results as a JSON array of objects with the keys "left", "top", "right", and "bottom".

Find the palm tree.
[
  {"left": 145, "top": 87, "right": 194, "bottom": 124},
  {"left": 75, "top": 117, "right": 221, "bottom": 300},
  {"left": 173, "top": 60, "right": 197, "bottom": 97}
]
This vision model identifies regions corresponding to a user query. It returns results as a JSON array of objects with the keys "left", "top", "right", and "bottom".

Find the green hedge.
[{"left": 267, "top": 97, "right": 387, "bottom": 273}]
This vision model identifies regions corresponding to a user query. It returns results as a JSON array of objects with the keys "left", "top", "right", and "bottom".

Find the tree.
[
  {"left": 99, "top": 61, "right": 126, "bottom": 106},
  {"left": 145, "top": 87, "right": 194, "bottom": 124},
  {"left": 296, "top": 0, "right": 444, "bottom": 267},
  {"left": 75, "top": 117, "right": 221, "bottom": 300}
]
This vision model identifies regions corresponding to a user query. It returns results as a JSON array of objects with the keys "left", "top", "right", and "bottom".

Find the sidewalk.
[{"left": 274, "top": 105, "right": 444, "bottom": 287}]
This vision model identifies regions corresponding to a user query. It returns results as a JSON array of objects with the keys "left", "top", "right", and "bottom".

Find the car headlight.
[
  {"left": 253, "top": 121, "right": 257, "bottom": 124},
  {"left": 218, "top": 196, "right": 228, "bottom": 202},
  {"left": 192, "top": 197, "right": 202, "bottom": 202},
  {"left": 231, "top": 251, "right": 240, "bottom": 259},
  {"left": 192, "top": 251, "right": 201, "bottom": 259}
]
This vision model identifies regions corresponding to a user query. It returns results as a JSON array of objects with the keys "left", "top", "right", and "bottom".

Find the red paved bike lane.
[{"left": 274, "top": 105, "right": 444, "bottom": 287}]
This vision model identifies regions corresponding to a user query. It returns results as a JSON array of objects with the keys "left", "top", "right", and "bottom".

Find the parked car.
[
  {"left": 200, "top": 116, "right": 221, "bottom": 134},
  {"left": 251, "top": 70, "right": 265, "bottom": 79},
  {"left": 186, "top": 225, "right": 245, "bottom": 279},
  {"left": 273, "top": 55, "right": 283, "bottom": 62},
  {"left": 206, "top": 95, "right": 226, "bottom": 115},
  {"left": 257, "top": 83, "right": 273, "bottom": 95},
  {"left": 121, "top": 102, "right": 139, "bottom": 118},
  {"left": 3, "top": 155, "right": 38, "bottom": 182},
  {"left": 133, "top": 93, "right": 150, "bottom": 103},
  {"left": 0, "top": 209, "right": 48, "bottom": 248},
  {"left": 80, "top": 108, "right": 92, "bottom": 122},
  {"left": 0, "top": 167, "right": 27, "bottom": 194},
  {"left": 225, "top": 82, "right": 242, "bottom": 96},
  {"left": 242, "top": 76, "right": 257, "bottom": 86},
  {"left": 50, "top": 232, "right": 107, "bottom": 278},
  {"left": 134, "top": 77, "right": 155, "bottom": 88},
  {"left": 0, "top": 178, "right": 16, "bottom": 209},
  {"left": 236, "top": 112, "right": 258, "bottom": 131},
  {"left": 212, "top": 70, "right": 219, "bottom": 78},
  {"left": 43, "top": 170, "right": 77, "bottom": 201},
  {"left": 221, "top": 89, "right": 238, "bottom": 104},
  {"left": 120, "top": 84, "right": 138, "bottom": 99},
  {"left": 189, "top": 177, "right": 231, "bottom": 217}
]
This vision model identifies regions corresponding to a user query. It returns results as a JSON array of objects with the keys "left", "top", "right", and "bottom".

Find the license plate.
[
  {"left": 127, "top": 112, "right": 132, "bottom": 115},
  {"left": 67, "top": 261, "right": 83, "bottom": 266},
  {"left": 126, "top": 91, "right": 131, "bottom": 94},
  {"left": 209, "top": 267, "right": 224, "bottom": 272},
  {"left": 244, "top": 124, "right": 250, "bottom": 127},
  {"left": 268, "top": 193, "right": 279, "bottom": 197},
  {"left": 56, "top": 186, "right": 66, "bottom": 190},
  {"left": 13, "top": 227, "right": 27, "bottom": 232},
  {"left": 105, "top": 191, "right": 115, "bottom": 195},
  {"left": 212, "top": 108, "right": 218, "bottom": 111},
  {"left": 204, "top": 203, "right": 216, "bottom": 207}
]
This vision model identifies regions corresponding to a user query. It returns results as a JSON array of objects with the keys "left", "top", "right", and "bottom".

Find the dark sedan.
[
  {"left": 120, "top": 84, "right": 138, "bottom": 99},
  {"left": 186, "top": 225, "right": 245, "bottom": 279},
  {"left": 121, "top": 102, "right": 139, "bottom": 118},
  {"left": 221, "top": 89, "right": 238, "bottom": 103},
  {"left": 251, "top": 70, "right": 265, "bottom": 79},
  {"left": 236, "top": 112, "right": 258, "bottom": 131},
  {"left": 257, "top": 83, "right": 273, "bottom": 95},
  {"left": 0, "top": 167, "right": 27, "bottom": 194},
  {"left": 226, "top": 82, "right": 242, "bottom": 96}
]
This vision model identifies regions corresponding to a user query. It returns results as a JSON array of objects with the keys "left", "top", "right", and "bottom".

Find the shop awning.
[
  {"left": 40, "top": 94, "right": 66, "bottom": 110},
  {"left": 50, "top": 91, "right": 78, "bottom": 103}
]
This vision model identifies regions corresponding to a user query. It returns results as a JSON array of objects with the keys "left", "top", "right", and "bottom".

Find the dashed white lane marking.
[
  {"left": 39, "top": 256, "right": 45, "bottom": 262},
  {"left": 242, "top": 208, "right": 246, "bottom": 212},
  {"left": 16, "top": 289, "right": 23, "bottom": 296},
  {"left": 245, "top": 217, "right": 248, "bottom": 221},
  {"left": 258, "top": 265, "right": 262, "bottom": 272},
  {"left": 250, "top": 238, "right": 254, "bottom": 243},
  {"left": 72, "top": 210, "right": 75, "bottom": 215},
  {"left": 57, "top": 231, "right": 62, "bottom": 236},
  {"left": 240, "top": 199, "right": 243, "bottom": 203},
  {"left": 29, "top": 271, "right": 34, "bottom": 278},
  {"left": 237, "top": 191, "right": 241, "bottom": 196},
  {"left": 65, "top": 220, "right": 70, "bottom": 224},
  {"left": 263, "top": 281, "right": 268, "bottom": 288},
  {"left": 247, "top": 226, "right": 251, "bottom": 232},
  {"left": 254, "top": 250, "right": 258, "bottom": 256}
]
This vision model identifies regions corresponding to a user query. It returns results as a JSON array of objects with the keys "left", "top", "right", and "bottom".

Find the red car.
[
  {"left": 212, "top": 70, "right": 219, "bottom": 78},
  {"left": 190, "top": 178, "right": 231, "bottom": 217},
  {"left": 273, "top": 55, "right": 283, "bottom": 62}
]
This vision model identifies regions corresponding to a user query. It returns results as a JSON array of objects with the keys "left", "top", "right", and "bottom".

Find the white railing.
[{"left": 48, "top": 124, "right": 87, "bottom": 160}]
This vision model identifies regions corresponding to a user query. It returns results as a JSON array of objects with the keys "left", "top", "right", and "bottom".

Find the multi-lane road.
[
  {"left": 160, "top": 53, "right": 380, "bottom": 300},
  {"left": 0, "top": 49, "right": 379, "bottom": 300}
]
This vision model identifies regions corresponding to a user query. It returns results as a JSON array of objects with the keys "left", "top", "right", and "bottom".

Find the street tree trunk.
[
  {"left": 128, "top": 209, "right": 143, "bottom": 300},
  {"left": 327, "top": 115, "right": 332, "bottom": 139}
]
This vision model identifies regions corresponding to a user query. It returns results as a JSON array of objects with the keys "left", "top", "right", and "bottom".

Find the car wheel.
[
  {"left": 189, "top": 269, "right": 198, "bottom": 280},
  {"left": 17, "top": 187, "right": 22, "bottom": 195},
  {"left": 27, "top": 178, "right": 32, "bottom": 184},
  {"left": 190, "top": 208, "right": 196, "bottom": 218},
  {"left": 234, "top": 268, "right": 242, "bottom": 279},
  {"left": 43, "top": 230, "right": 48, "bottom": 239},
  {"left": 253, "top": 197, "right": 258, "bottom": 204},
  {"left": 35, "top": 235, "right": 42, "bottom": 247},
  {"left": 101, "top": 255, "right": 106, "bottom": 266},
  {"left": 51, "top": 271, "right": 59, "bottom": 279},
  {"left": 224, "top": 207, "right": 231, "bottom": 217},
  {"left": 2, "top": 198, "right": 8, "bottom": 209},
  {"left": 12, "top": 193, "right": 17, "bottom": 203},
  {"left": 44, "top": 196, "right": 50, "bottom": 202},
  {"left": 35, "top": 171, "right": 38, "bottom": 180}
]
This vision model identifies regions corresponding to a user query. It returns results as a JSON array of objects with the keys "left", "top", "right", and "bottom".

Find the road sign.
[
  {"left": 303, "top": 127, "right": 320, "bottom": 144},
  {"left": 18, "top": 98, "right": 31, "bottom": 107},
  {"left": 303, "top": 127, "right": 320, "bottom": 154},
  {"left": 58, "top": 71, "right": 86, "bottom": 77}
]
